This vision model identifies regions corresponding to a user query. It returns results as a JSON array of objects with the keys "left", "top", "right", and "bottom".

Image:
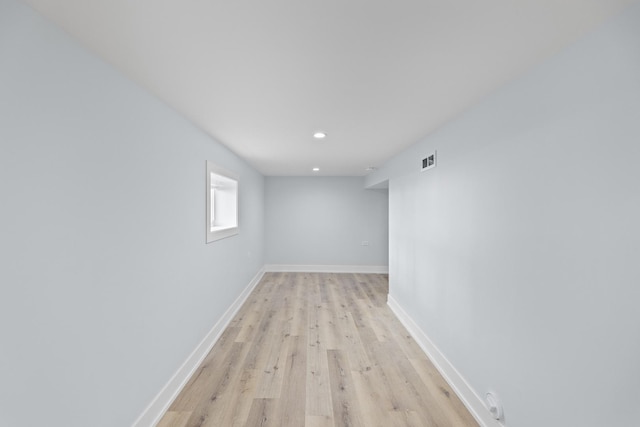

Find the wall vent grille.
[{"left": 422, "top": 151, "right": 437, "bottom": 171}]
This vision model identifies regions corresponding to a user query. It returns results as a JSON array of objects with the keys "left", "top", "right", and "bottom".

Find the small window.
[{"left": 206, "top": 161, "right": 238, "bottom": 242}]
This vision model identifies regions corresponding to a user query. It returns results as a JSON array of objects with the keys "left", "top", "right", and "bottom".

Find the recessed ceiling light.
[
  {"left": 312, "top": 167, "right": 320, "bottom": 172},
  {"left": 365, "top": 166, "right": 378, "bottom": 171},
  {"left": 313, "top": 132, "right": 327, "bottom": 139}
]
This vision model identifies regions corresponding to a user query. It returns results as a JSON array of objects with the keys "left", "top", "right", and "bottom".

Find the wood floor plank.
[
  {"left": 317, "top": 301, "right": 341, "bottom": 350},
  {"left": 341, "top": 311, "right": 372, "bottom": 372},
  {"left": 253, "top": 326, "right": 290, "bottom": 398},
  {"left": 351, "top": 368, "right": 395, "bottom": 427},
  {"left": 306, "top": 341, "right": 333, "bottom": 417},
  {"left": 289, "top": 273, "right": 310, "bottom": 337},
  {"left": 327, "top": 349, "right": 365, "bottom": 427},
  {"left": 388, "top": 410, "right": 427, "bottom": 427},
  {"left": 305, "top": 415, "right": 335, "bottom": 427},
  {"left": 318, "top": 273, "right": 331, "bottom": 304},
  {"left": 408, "top": 357, "right": 480, "bottom": 427},
  {"left": 244, "top": 398, "right": 277, "bottom": 427},
  {"left": 182, "top": 342, "right": 250, "bottom": 427},
  {"left": 216, "top": 368, "right": 259, "bottom": 427},
  {"left": 306, "top": 278, "right": 334, "bottom": 417},
  {"left": 233, "top": 303, "right": 263, "bottom": 344},
  {"left": 169, "top": 327, "right": 242, "bottom": 411},
  {"left": 158, "top": 273, "right": 479, "bottom": 427},
  {"left": 156, "top": 411, "right": 191, "bottom": 427},
  {"left": 243, "top": 310, "right": 279, "bottom": 371},
  {"left": 272, "top": 335, "right": 307, "bottom": 426}
]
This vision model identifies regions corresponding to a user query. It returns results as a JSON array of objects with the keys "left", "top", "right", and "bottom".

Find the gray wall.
[
  {"left": 0, "top": 1, "right": 264, "bottom": 426},
  {"left": 367, "top": 4, "right": 640, "bottom": 427},
  {"left": 265, "top": 177, "right": 388, "bottom": 267}
]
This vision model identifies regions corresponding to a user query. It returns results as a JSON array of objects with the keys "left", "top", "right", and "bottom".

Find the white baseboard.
[
  {"left": 387, "top": 294, "right": 503, "bottom": 427},
  {"left": 264, "top": 264, "right": 389, "bottom": 274},
  {"left": 131, "top": 267, "right": 266, "bottom": 427}
]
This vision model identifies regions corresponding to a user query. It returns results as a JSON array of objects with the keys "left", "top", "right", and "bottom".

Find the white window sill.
[{"left": 207, "top": 226, "right": 238, "bottom": 242}]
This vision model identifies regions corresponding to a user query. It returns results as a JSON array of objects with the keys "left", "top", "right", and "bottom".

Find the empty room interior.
[{"left": 2, "top": 0, "right": 640, "bottom": 426}]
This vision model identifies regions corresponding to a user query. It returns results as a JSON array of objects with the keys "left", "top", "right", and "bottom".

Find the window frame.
[{"left": 206, "top": 161, "right": 239, "bottom": 243}]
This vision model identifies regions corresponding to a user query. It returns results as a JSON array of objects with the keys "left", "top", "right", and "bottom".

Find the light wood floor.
[{"left": 157, "top": 272, "right": 479, "bottom": 427}]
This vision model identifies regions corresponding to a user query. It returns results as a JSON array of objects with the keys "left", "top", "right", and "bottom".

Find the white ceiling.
[{"left": 23, "top": 0, "right": 634, "bottom": 176}]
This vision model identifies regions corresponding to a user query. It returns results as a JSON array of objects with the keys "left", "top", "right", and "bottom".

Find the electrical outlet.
[
  {"left": 485, "top": 392, "right": 504, "bottom": 421},
  {"left": 361, "top": 241, "right": 369, "bottom": 246}
]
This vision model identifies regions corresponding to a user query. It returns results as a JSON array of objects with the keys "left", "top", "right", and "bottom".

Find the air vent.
[{"left": 422, "top": 151, "right": 437, "bottom": 171}]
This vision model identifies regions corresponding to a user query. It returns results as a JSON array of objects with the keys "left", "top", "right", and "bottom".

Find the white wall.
[
  {"left": 265, "top": 177, "right": 388, "bottom": 268},
  {"left": 0, "top": 1, "right": 264, "bottom": 426},
  {"left": 367, "top": 3, "right": 640, "bottom": 427}
]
